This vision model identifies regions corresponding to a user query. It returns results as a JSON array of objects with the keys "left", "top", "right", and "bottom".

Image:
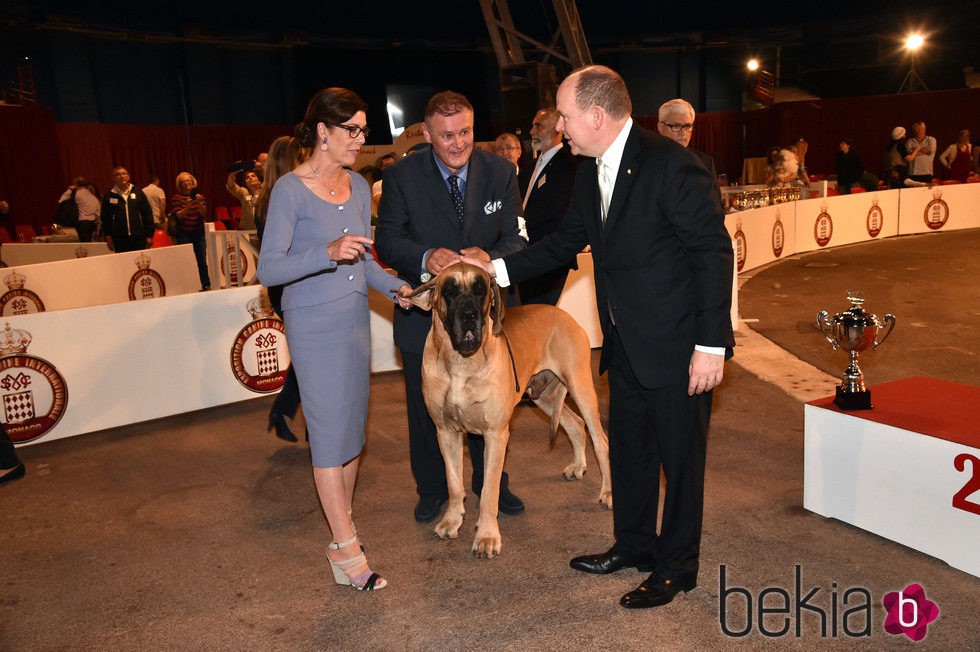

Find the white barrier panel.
[
  {"left": 557, "top": 252, "right": 602, "bottom": 348},
  {"left": 0, "top": 245, "right": 201, "bottom": 314},
  {"left": 4, "top": 285, "right": 288, "bottom": 447},
  {"left": 1, "top": 242, "right": 111, "bottom": 267},
  {"left": 206, "top": 228, "right": 260, "bottom": 289},
  {"left": 898, "top": 184, "right": 980, "bottom": 235},
  {"left": 804, "top": 377, "right": 980, "bottom": 577},
  {"left": 726, "top": 203, "right": 798, "bottom": 274},
  {"left": 793, "top": 189, "right": 900, "bottom": 255}
]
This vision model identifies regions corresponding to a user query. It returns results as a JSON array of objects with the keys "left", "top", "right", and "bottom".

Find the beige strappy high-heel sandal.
[{"left": 327, "top": 535, "right": 387, "bottom": 591}]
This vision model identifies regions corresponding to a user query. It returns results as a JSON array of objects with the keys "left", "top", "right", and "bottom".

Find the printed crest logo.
[
  {"left": 219, "top": 242, "right": 249, "bottom": 285},
  {"left": 0, "top": 269, "right": 46, "bottom": 315},
  {"left": 74, "top": 246, "right": 89, "bottom": 258},
  {"left": 230, "top": 294, "right": 289, "bottom": 393},
  {"left": 814, "top": 205, "right": 833, "bottom": 247},
  {"left": 882, "top": 583, "right": 939, "bottom": 641},
  {"left": 734, "top": 217, "right": 747, "bottom": 271},
  {"left": 866, "top": 198, "right": 883, "bottom": 238},
  {"left": 923, "top": 188, "right": 949, "bottom": 230},
  {"left": 772, "top": 210, "right": 784, "bottom": 258},
  {"left": 0, "top": 322, "right": 68, "bottom": 443},
  {"left": 128, "top": 252, "right": 166, "bottom": 300}
]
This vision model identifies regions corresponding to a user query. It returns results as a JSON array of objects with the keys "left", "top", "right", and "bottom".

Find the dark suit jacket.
[
  {"left": 375, "top": 147, "right": 527, "bottom": 354},
  {"left": 100, "top": 186, "right": 154, "bottom": 240},
  {"left": 504, "top": 123, "right": 735, "bottom": 389},
  {"left": 519, "top": 144, "right": 581, "bottom": 245},
  {"left": 690, "top": 147, "right": 724, "bottom": 207}
]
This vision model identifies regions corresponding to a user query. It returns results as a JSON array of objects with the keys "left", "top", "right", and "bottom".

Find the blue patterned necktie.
[{"left": 448, "top": 174, "right": 464, "bottom": 222}]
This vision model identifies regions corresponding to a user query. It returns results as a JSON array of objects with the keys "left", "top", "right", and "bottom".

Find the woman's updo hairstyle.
[{"left": 294, "top": 87, "right": 368, "bottom": 148}]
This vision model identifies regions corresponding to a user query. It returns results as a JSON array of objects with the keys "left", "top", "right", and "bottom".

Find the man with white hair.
[{"left": 657, "top": 99, "right": 717, "bottom": 180}]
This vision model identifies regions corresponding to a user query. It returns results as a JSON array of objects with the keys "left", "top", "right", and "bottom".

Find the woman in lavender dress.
[{"left": 258, "top": 88, "right": 410, "bottom": 591}]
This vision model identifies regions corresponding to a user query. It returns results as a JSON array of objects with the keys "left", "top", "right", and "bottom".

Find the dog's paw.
[
  {"left": 563, "top": 463, "right": 586, "bottom": 480},
  {"left": 471, "top": 532, "right": 502, "bottom": 558},
  {"left": 598, "top": 490, "right": 613, "bottom": 510},
  {"left": 434, "top": 513, "right": 463, "bottom": 539}
]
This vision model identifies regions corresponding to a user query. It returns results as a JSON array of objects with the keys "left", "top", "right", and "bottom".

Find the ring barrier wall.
[
  {"left": 726, "top": 184, "right": 980, "bottom": 276},
  {"left": 1, "top": 242, "right": 111, "bottom": 267}
]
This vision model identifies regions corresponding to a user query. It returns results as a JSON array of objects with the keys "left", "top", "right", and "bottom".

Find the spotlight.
[
  {"left": 905, "top": 34, "right": 924, "bottom": 51},
  {"left": 746, "top": 59, "right": 760, "bottom": 72}
]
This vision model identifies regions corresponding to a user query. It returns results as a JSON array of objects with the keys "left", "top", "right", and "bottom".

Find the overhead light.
[
  {"left": 746, "top": 59, "right": 760, "bottom": 72},
  {"left": 905, "top": 34, "right": 924, "bottom": 51}
]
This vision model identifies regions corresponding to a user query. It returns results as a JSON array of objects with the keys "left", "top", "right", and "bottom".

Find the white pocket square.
[{"left": 484, "top": 200, "right": 502, "bottom": 215}]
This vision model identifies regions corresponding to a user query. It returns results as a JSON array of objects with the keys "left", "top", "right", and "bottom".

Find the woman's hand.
[
  {"left": 328, "top": 234, "right": 373, "bottom": 262},
  {"left": 394, "top": 284, "right": 414, "bottom": 309}
]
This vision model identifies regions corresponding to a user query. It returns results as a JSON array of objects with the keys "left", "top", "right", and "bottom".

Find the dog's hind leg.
[
  {"left": 529, "top": 371, "right": 590, "bottom": 482},
  {"left": 565, "top": 372, "right": 613, "bottom": 510},
  {"left": 434, "top": 428, "right": 466, "bottom": 540}
]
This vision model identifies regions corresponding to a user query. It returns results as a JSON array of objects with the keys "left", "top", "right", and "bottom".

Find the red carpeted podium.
[{"left": 804, "top": 376, "right": 980, "bottom": 577}]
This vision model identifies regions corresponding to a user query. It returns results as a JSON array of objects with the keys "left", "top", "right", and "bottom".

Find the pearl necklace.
[{"left": 310, "top": 162, "right": 343, "bottom": 196}]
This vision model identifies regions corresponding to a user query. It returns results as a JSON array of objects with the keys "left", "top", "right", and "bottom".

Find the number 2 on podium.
[{"left": 952, "top": 453, "right": 980, "bottom": 516}]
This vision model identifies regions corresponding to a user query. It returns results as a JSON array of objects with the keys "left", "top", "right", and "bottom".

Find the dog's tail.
[{"left": 526, "top": 369, "right": 566, "bottom": 449}]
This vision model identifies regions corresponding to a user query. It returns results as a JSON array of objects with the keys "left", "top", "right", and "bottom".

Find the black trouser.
[
  {"left": 606, "top": 327, "right": 712, "bottom": 581},
  {"left": 113, "top": 234, "right": 148, "bottom": 253},
  {"left": 400, "top": 350, "right": 508, "bottom": 498},
  {"left": 76, "top": 221, "right": 97, "bottom": 242}
]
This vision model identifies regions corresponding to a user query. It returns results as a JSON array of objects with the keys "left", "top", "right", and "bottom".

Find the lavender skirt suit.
[{"left": 258, "top": 171, "right": 398, "bottom": 467}]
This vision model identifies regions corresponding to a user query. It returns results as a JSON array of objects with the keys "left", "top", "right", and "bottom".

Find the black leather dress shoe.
[
  {"left": 414, "top": 495, "right": 447, "bottom": 523},
  {"left": 569, "top": 548, "right": 656, "bottom": 574},
  {"left": 497, "top": 486, "right": 525, "bottom": 515},
  {"left": 620, "top": 573, "right": 697, "bottom": 609},
  {"left": 0, "top": 462, "right": 25, "bottom": 485}
]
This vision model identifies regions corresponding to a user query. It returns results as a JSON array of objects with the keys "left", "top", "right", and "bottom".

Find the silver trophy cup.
[{"left": 816, "top": 291, "right": 896, "bottom": 410}]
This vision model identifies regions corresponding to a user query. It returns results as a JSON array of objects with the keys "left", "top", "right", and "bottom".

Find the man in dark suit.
[
  {"left": 517, "top": 108, "right": 581, "bottom": 306},
  {"left": 464, "top": 66, "right": 734, "bottom": 609},
  {"left": 375, "top": 91, "right": 528, "bottom": 523},
  {"left": 658, "top": 98, "right": 723, "bottom": 206}
]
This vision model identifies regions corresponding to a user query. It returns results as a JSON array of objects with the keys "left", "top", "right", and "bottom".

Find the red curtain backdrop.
[{"left": 3, "top": 87, "right": 979, "bottom": 233}]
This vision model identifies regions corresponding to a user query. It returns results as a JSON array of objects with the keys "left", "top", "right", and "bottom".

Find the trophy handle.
[
  {"left": 816, "top": 310, "right": 838, "bottom": 350},
  {"left": 874, "top": 313, "right": 896, "bottom": 349}
]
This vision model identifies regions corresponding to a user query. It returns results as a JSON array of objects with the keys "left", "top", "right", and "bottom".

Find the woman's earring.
[{"left": 320, "top": 137, "right": 328, "bottom": 151}]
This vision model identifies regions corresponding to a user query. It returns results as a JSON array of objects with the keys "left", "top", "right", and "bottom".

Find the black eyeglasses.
[
  {"left": 660, "top": 121, "right": 694, "bottom": 133},
  {"left": 328, "top": 122, "right": 371, "bottom": 139}
]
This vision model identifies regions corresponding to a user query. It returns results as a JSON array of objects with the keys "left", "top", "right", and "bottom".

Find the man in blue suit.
[{"left": 375, "top": 91, "right": 528, "bottom": 523}]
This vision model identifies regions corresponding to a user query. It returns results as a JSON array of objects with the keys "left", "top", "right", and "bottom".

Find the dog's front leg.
[
  {"left": 434, "top": 428, "right": 465, "bottom": 540},
  {"left": 472, "top": 430, "right": 505, "bottom": 558}
]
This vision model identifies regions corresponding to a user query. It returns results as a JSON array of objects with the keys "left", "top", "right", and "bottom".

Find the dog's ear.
[
  {"left": 405, "top": 277, "right": 438, "bottom": 311},
  {"left": 489, "top": 278, "right": 505, "bottom": 335}
]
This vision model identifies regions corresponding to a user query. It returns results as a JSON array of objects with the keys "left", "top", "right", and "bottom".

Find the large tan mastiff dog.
[{"left": 406, "top": 262, "right": 612, "bottom": 558}]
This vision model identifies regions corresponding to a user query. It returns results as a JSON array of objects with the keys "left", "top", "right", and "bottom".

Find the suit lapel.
[
  {"left": 602, "top": 124, "right": 642, "bottom": 235},
  {"left": 461, "top": 152, "right": 485, "bottom": 241}
]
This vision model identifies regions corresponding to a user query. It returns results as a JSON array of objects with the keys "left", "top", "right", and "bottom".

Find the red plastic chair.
[
  {"left": 967, "top": 176, "right": 980, "bottom": 183},
  {"left": 228, "top": 205, "right": 242, "bottom": 229},
  {"left": 850, "top": 187, "right": 866, "bottom": 193},
  {"left": 15, "top": 224, "right": 36, "bottom": 242},
  {"left": 214, "top": 205, "right": 231, "bottom": 226},
  {"left": 941, "top": 180, "right": 961, "bottom": 185},
  {"left": 212, "top": 220, "right": 227, "bottom": 231},
  {"left": 826, "top": 187, "right": 840, "bottom": 196},
  {"left": 0, "top": 229, "right": 12, "bottom": 243}
]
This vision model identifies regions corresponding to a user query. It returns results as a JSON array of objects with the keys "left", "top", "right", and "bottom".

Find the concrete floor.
[{"left": 2, "top": 228, "right": 978, "bottom": 650}]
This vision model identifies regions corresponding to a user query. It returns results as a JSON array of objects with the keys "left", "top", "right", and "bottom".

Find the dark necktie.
[{"left": 448, "top": 174, "right": 464, "bottom": 222}]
